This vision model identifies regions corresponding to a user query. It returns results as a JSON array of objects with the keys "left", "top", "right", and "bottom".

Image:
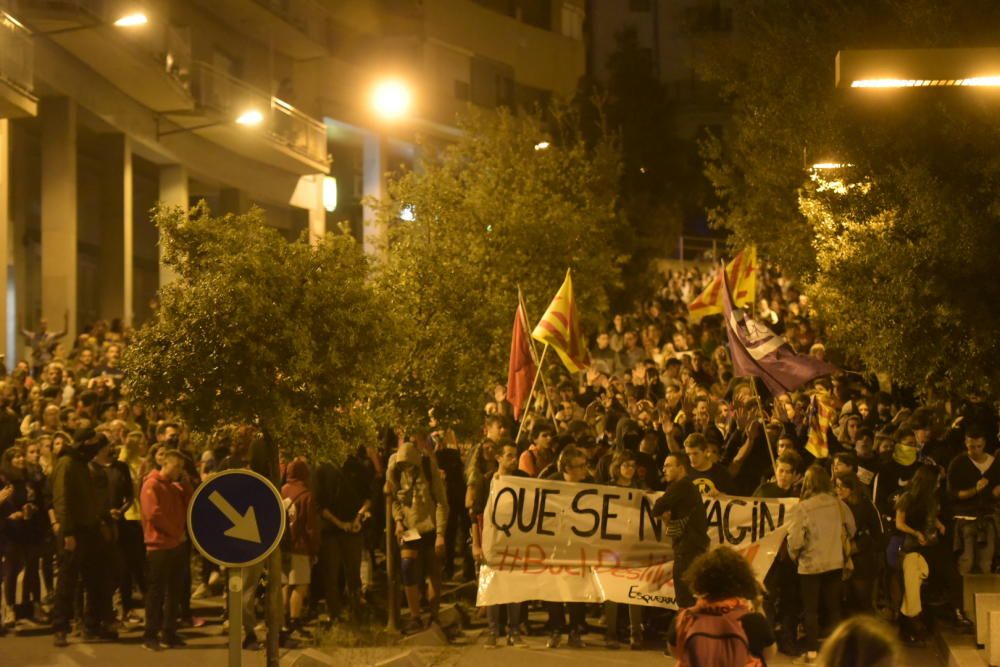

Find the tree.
[
  {"left": 372, "top": 107, "right": 626, "bottom": 433},
  {"left": 123, "top": 203, "right": 388, "bottom": 463},
  {"left": 698, "top": 0, "right": 1000, "bottom": 395}
]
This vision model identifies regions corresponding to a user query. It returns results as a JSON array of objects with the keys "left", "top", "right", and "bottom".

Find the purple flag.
[{"left": 720, "top": 268, "right": 836, "bottom": 396}]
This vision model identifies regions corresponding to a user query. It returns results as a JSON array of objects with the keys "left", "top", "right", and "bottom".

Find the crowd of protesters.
[{"left": 0, "top": 262, "right": 996, "bottom": 666}]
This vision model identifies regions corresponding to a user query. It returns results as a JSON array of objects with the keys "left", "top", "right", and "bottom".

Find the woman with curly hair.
[{"left": 668, "top": 546, "right": 776, "bottom": 666}]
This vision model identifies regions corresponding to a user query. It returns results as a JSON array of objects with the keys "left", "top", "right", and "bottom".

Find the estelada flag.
[
  {"left": 532, "top": 270, "right": 591, "bottom": 373},
  {"left": 721, "top": 265, "right": 836, "bottom": 398},
  {"left": 687, "top": 246, "right": 757, "bottom": 322},
  {"left": 506, "top": 298, "right": 537, "bottom": 420},
  {"left": 805, "top": 389, "right": 836, "bottom": 460}
]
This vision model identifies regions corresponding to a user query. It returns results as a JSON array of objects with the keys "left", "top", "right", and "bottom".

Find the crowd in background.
[{"left": 0, "top": 262, "right": 997, "bottom": 665}]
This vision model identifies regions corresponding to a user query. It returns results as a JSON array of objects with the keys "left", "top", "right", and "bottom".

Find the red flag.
[{"left": 506, "top": 301, "right": 537, "bottom": 420}]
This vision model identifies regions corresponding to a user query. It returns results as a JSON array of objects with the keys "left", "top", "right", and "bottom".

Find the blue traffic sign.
[{"left": 188, "top": 469, "right": 286, "bottom": 568}]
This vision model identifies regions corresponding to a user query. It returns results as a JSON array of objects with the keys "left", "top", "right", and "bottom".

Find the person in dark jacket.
[
  {"left": 316, "top": 450, "right": 372, "bottom": 624},
  {"left": 0, "top": 444, "right": 46, "bottom": 626},
  {"left": 50, "top": 429, "right": 110, "bottom": 647},
  {"left": 835, "top": 471, "right": 884, "bottom": 615}
]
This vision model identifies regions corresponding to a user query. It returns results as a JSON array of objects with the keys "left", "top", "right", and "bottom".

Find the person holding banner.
[
  {"left": 603, "top": 450, "right": 643, "bottom": 649},
  {"left": 473, "top": 440, "right": 529, "bottom": 649},
  {"left": 543, "top": 445, "right": 592, "bottom": 649},
  {"left": 651, "top": 452, "right": 709, "bottom": 609}
]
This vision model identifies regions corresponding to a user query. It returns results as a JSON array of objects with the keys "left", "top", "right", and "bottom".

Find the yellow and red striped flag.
[
  {"left": 805, "top": 387, "right": 835, "bottom": 459},
  {"left": 532, "top": 270, "right": 590, "bottom": 373},
  {"left": 687, "top": 246, "right": 757, "bottom": 322}
]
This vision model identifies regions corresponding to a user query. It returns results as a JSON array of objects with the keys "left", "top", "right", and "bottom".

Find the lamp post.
[{"left": 364, "top": 78, "right": 413, "bottom": 256}]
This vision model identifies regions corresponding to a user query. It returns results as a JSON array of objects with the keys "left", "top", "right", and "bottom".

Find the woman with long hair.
[
  {"left": 894, "top": 464, "right": 947, "bottom": 646},
  {"left": 0, "top": 445, "right": 46, "bottom": 626},
  {"left": 786, "top": 465, "right": 856, "bottom": 664},
  {"left": 835, "top": 471, "right": 883, "bottom": 614}
]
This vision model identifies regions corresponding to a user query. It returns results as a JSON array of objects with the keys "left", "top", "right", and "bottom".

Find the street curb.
[{"left": 940, "top": 631, "right": 987, "bottom": 667}]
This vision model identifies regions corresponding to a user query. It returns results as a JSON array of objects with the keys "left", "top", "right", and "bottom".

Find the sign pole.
[{"left": 229, "top": 567, "right": 242, "bottom": 667}]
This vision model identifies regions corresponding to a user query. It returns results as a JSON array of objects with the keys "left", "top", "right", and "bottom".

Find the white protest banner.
[{"left": 476, "top": 476, "right": 796, "bottom": 609}]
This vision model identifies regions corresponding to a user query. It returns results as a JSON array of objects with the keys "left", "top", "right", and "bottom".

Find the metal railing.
[
  {"left": 270, "top": 97, "right": 327, "bottom": 166},
  {"left": 190, "top": 61, "right": 328, "bottom": 167},
  {"left": 0, "top": 11, "right": 34, "bottom": 96},
  {"left": 677, "top": 235, "right": 720, "bottom": 263}
]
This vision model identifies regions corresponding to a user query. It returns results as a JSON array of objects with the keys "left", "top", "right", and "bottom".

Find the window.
[
  {"left": 454, "top": 80, "right": 470, "bottom": 101},
  {"left": 629, "top": 0, "right": 652, "bottom": 11},
  {"left": 561, "top": 3, "right": 584, "bottom": 40}
]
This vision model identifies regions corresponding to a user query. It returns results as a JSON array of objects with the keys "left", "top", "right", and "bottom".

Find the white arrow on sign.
[{"left": 209, "top": 491, "right": 262, "bottom": 544}]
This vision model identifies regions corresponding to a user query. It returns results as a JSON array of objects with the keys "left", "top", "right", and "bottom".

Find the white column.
[
  {"left": 158, "top": 165, "right": 187, "bottom": 288},
  {"left": 362, "top": 132, "right": 387, "bottom": 256},
  {"left": 0, "top": 120, "right": 9, "bottom": 362},
  {"left": 308, "top": 174, "right": 325, "bottom": 246},
  {"left": 40, "top": 97, "right": 77, "bottom": 342},
  {"left": 99, "top": 134, "right": 133, "bottom": 326}
]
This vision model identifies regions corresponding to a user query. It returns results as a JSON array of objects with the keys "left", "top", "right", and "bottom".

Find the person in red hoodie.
[
  {"left": 281, "top": 459, "right": 318, "bottom": 638},
  {"left": 140, "top": 449, "right": 192, "bottom": 651}
]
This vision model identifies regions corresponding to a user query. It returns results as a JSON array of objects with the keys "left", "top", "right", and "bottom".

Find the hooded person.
[
  {"left": 389, "top": 432, "right": 448, "bottom": 633},
  {"left": 50, "top": 430, "right": 114, "bottom": 646},
  {"left": 281, "top": 459, "right": 319, "bottom": 636}
]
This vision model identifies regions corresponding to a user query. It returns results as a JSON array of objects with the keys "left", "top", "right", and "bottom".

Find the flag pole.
[
  {"left": 748, "top": 378, "right": 780, "bottom": 479},
  {"left": 515, "top": 344, "right": 550, "bottom": 444},
  {"left": 517, "top": 287, "right": 558, "bottom": 428}
]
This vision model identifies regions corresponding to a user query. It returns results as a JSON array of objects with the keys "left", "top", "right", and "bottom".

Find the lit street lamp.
[{"left": 370, "top": 79, "right": 412, "bottom": 121}]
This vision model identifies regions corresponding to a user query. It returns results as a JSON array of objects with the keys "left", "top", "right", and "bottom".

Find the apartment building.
[
  {"left": 585, "top": 0, "right": 732, "bottom": 138},
  {"left": 0, "top": 0, "right": 585, "bottom": 360}
]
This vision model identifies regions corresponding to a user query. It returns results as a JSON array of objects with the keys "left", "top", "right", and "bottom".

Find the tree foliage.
[
  {"left": 699, "top": 0, "right": 1000, "bottom": 395},
  {"left": 373, "top": 107, "right": 627, "bottom": 434},
  {"left": 123, "top": 203, "right": 388, "bottom": 462}
]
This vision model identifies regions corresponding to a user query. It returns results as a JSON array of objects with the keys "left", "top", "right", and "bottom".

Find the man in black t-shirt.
[
  {"left": 684, "top": 433, "right": 733, "bottom": 496},
  {"left": 652, "top": 452, "right": 709, "bottom": 608}
]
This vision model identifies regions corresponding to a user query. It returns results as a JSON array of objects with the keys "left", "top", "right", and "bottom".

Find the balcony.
[
  {"left": 17, "top": 0, "right": 193, "bottom": 112},
  {"left": 0, "top": 11, "right": 37, "bottom": 117},
  {"left": 161, "top": 61, "right": 328, "bottom": 175}
]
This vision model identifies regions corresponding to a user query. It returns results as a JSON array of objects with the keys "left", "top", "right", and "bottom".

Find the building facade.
[{"left": 0, "top": 0, "right": 585, "bottom": 361}]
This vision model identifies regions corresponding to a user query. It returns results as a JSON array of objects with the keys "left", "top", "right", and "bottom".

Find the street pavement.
[{"left": 0, "top": 621, "right": 948, "bottom": 667}]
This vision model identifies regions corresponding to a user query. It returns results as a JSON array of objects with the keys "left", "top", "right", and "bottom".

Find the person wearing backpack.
[
  {"left": 668, "top": 546, "right": 776, "bottom": 666},
  {"left": 281, "top": 459, "right": 319, "bottom": 640},
  {"left": 388, "top": 431, "right": 448, "bottom": 633}
]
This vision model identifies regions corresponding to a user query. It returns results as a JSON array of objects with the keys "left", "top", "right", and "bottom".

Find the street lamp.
[
  {"left": 371, "top": 79, "right": 412, "bottom": 121},
  {"left": 112, "top": 12, "right": 148, "bottom": 28},
  {"left": 235, "top": 109, "right": 264, "bottom": 126},
  {"left": 156, "top": 108, "right": 264, "bottom": 139},
  {"left": 32, "top": 10, "right": 149, "bottom": 36}
]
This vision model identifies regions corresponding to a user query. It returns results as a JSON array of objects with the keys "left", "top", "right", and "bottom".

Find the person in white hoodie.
[{"left": 786, "top": 465, "right": 856, "bottom": 665}]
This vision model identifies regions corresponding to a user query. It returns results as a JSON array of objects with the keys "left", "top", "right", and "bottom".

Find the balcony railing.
[
  {"left": 190, "top": 61, "right": 327, "bottom": 167},
  {"left": 19, "top": 0, "right": 190, "bottom": 94},
  {"left": 270, "top": 97, "right": 327, "bottom": 168},
  {"left": 0, "top": 11, "right": 34, "bottom": 96}
]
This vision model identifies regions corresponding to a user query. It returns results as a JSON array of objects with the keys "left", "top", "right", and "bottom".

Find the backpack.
[
  {"left": 674, "top": 603, "right": 762, "bottom": 667},
  {"left": 391, "top": 454, "right": 437, "bottom": 504}
]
